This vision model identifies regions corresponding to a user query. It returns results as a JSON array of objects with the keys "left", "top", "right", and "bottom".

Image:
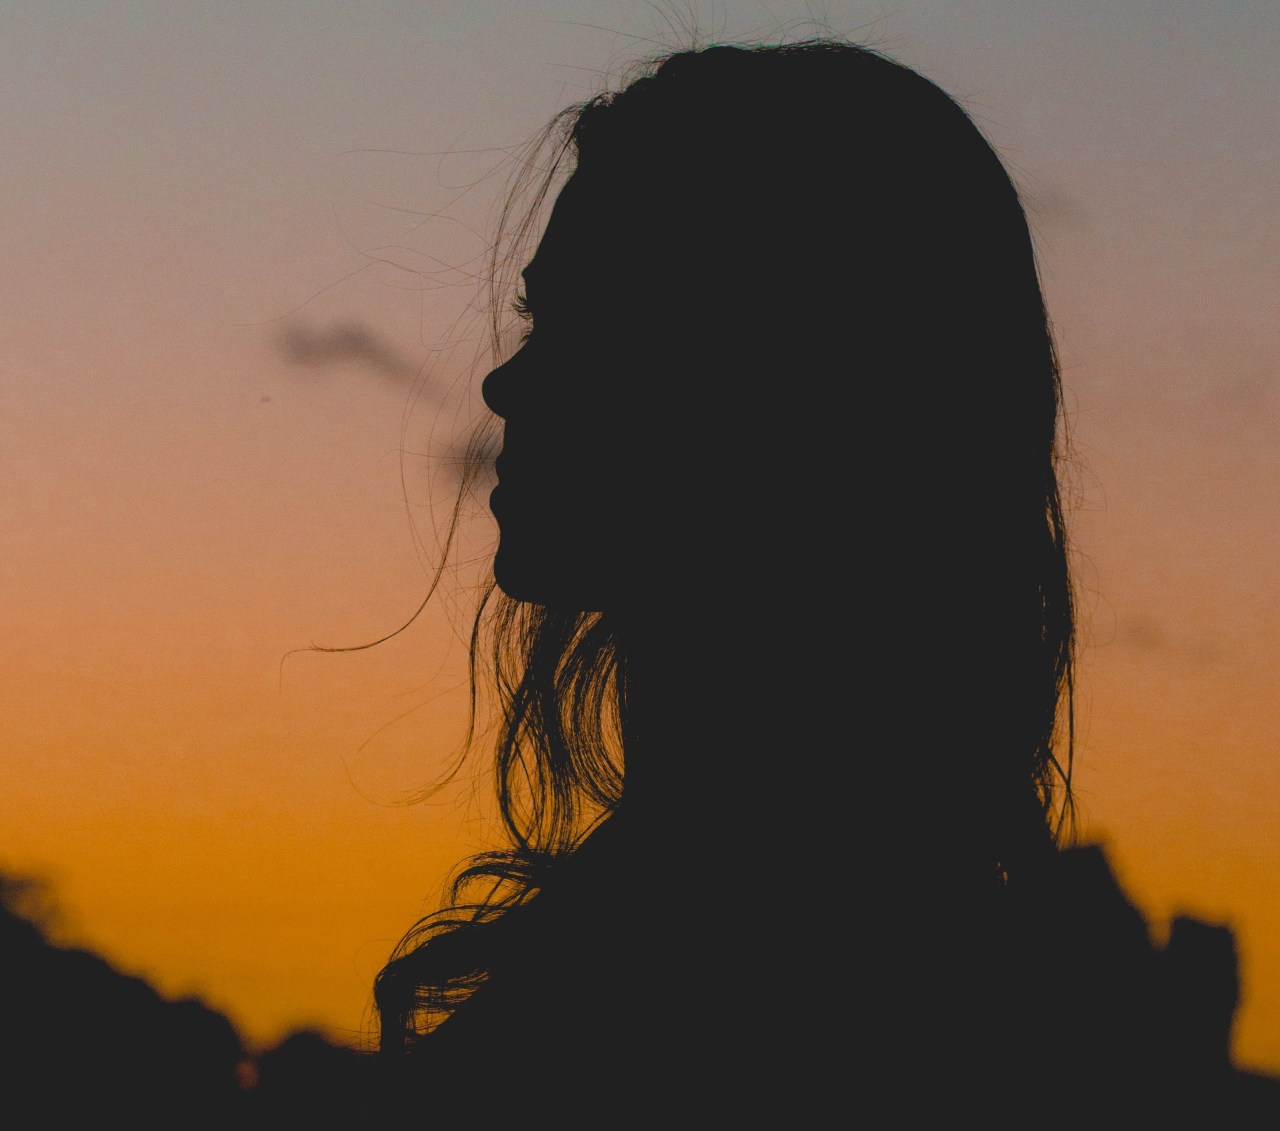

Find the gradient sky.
[{"left": 2, "top": 0, "right": 1277, "bottom": 1068}]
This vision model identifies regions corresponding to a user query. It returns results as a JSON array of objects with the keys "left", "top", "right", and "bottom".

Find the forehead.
[{"left": 523, "top": 169, "right": 656, "bottom": 295}]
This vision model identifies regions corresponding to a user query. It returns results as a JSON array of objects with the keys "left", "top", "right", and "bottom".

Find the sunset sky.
[{"left": 2, "top": 1, "right": 1277, "bottom": 1069}]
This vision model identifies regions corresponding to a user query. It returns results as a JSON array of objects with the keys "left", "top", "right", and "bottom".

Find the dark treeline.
[
  {"left": 0, "top": 872, "right": 376, "bottom": 1128},
  {"left": 3, "top": 865, "right": 1279, "bottom": 1124}
]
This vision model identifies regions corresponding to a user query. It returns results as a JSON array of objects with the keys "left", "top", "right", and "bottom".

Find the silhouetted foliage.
[
  {"left": 0, "top": 873, "right": 245, "bottom": 1127},
  {"left": 244, "top": 1028, "right": 378, "bottom": 1129},
  {"left": 0, "top": 873, "right": 383, "bottom": 1128}
]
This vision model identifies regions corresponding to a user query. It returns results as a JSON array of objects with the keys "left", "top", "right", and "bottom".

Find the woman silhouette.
[{"left": 370, "top": 40, "right": 1278, "bottom": 1125}]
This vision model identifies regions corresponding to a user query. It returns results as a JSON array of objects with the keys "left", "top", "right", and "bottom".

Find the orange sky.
[{"left": 2, "top": 2, "right": 1277, "bottom": 1069}]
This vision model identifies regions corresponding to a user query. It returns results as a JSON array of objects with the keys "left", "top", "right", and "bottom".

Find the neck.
[
  {"left": 608, "top": 597, "right": 996, "bottom": 902},
  {"left": 611, "top": 603, "right": 836, "bottom": 853}
]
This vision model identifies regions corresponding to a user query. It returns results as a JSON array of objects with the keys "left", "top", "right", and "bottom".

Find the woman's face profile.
[{"left": 482, "top": 170, "right": 667, "bottom": 611}]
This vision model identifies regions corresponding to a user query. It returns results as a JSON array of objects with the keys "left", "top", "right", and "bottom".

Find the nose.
[{"left": 482, "top": 350, "right": 520, "bottom": 418}]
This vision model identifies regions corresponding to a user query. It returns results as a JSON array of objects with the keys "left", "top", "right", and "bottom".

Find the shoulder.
[{"left": 408, "top": 819, "right": 645, "bottom": 1057}]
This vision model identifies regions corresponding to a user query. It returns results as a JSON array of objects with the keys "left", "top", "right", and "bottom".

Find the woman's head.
[
  {"left": 478, "top": 39, "right": 1074, "bottom": 865},
  {"left": 483, "top": 44, "right": 1067, "bottom": 632}
]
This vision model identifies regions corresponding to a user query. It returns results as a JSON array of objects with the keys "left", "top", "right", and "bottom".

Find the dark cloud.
[
  {"left": 276, "top": 318, "right": 418, "bottom": 381},
  {"left": 1023, "top": 183, "right": 1092, "bottom": 230},
  {"left": 1117, "top": 613, "right": 1228, "bottom": 672},
  {"left": 1120, "top": 614, "right": 1169, "bottom": 653}
]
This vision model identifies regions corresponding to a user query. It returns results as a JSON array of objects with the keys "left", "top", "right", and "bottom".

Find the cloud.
[
  {"left": 1116, "top": 613, "right": 1229, "bottom": 672},
  {"left": 1023, "top": 183, "right": 1092, "bottom": 231},
  {"left": 1119, "top": 614, "right": 1169, "bottom": 652},
  {"left": 276, "top": 318, "right": 418, "bottom": 381}
]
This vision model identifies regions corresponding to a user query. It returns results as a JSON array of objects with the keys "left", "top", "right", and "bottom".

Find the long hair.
[{"left": 374, "top": 37, "right": 1076, "bottom": 1052}]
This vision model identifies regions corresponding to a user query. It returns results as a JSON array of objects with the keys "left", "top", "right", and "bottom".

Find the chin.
[{"left": 493, "top": 549, "right": 607, "bottom": 612}]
